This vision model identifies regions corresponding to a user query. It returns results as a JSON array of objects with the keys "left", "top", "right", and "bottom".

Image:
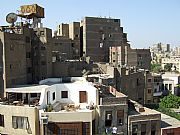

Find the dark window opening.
[
  {"left": 41, "top": 61, "right": 46, "bottom": 65},
  {"left": 117, "top": 110, "right": 124, "bottom": 125},
  {"left": 25, "top": 36, "right": 30, "bottom": 43},
  {"left": 27, "top": 67, "right": 32, "bottom": 73},
  {"left": 52, "top": 92, "right": 55, "bottom": 100},
  {"left": 114, "top": 19, "right": 119, "bottom": 22},
  {"left": 141, "top": 132, "right": 146, "bottom": 135},
  {"left": 105, "top": 120, "right": 112, "bottom": 127},
  {"left": 0, "top": 114, "right": 4, "bottom": 127},
  {"left": 41, "top": 46, "right": 46, "bottom": 50},
  {"left": 61, "top": 91, "right": 68, "bottom": 98},
  {"left": 10, "top": 44, "right": 14, "bottom": 51},
  {"left": 26, "top": 52, "right": 31, "bottom": 58},
  {"left": 148, "top": 89, "right": 151, "bottom": 93},
  {"left": 148, "top": 79, "right": 152, "bottom": 82},
  {"left": 105, "top": 111, "right": 112, "bottom": 127},
  {"left": 151, "top": 131, "right": 156, "bottom": 135}
]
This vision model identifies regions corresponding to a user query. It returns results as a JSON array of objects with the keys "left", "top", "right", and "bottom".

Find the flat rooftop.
[
  {"left": 129, "top": 100, "right": 160, "bottom": 116},
  {"left": 161, "top": 113, "right": 180, "bottom": 129}
]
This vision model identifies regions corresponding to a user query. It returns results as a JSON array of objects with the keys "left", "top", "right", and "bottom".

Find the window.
[
  {"left": 41, "top": 61, "right": 46, "bottom": 65},
  {"left": 10, "top": 44, "right": 15, "bottom": 51},
  {"left": 25, "top": 36, "right": 30, "bottom": 43},
  {"left": 105, "top": 111, "right": 112, "bottom": 127},
  {"left": 117, "top": 110, "right": 124, "bottom": 125},
  {"left": 132, "top": 124, "right": 138, "bottom": 133},
  {"left": 41, "top": 46, "right": 46, "bottom": 50},
  {"left": 114, "top": 19, "right": 119, "bottom": 22},
  {"left": 141, "top": 124, "right": 146, "bottom": 134},
  {"left": 52, "top": 92, "right": 55, "bottom": 100},
  {"left": 12, "top": 116, "right": 29, "bottom": 129},
  {"left": 148, "top": 79, "right": 152, "bottom": 82},
  {"left": 26, "top": 52, "right": 31, "bottom": 58},
  {"left": 75, "top": 34, "right": 79, "bottom": 38},
  {"left": 148, "top": 89, "right": 151, "bottom": 93},
  {"left": 0, "top": 114, "right": 4, "bottom": 127},
  {"left": 165, "top": 84, "right": 168, "bottom": 90},
  {"left": 27, "top": 67, "right": 32, "bottom": 73},
  {"left": 151, "top": 121, "right": 156, "bottom": 135},
  {"left": 169, "top": 84, "right": 172, "bottom": 91},
  {"left": 100, "top": 42, "right": 103, "bottom": 48},
  {"left": 61, "top": 91, "right": 68, "bottom": 98},
  {"left": 79, "top": 91, "right": 87, "bottom": 103}
]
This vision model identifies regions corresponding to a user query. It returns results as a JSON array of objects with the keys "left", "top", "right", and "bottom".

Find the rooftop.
[
  {"left": 161, "top": 113, "right": 180, "bottom": 129},
  {"left": 128, "top": 100, "right": 160, "bottom": 116}
]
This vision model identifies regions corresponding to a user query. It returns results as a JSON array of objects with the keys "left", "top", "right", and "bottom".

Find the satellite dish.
[{"left": 6, "top": 13, "right": 17, "bottom": 24}]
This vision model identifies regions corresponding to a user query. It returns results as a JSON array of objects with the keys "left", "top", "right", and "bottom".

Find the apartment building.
[
  {"left": 151, "top": 73, "right": 164, "bottom": 103},
  {"left": 110, "top": 46, "right": 151, "bottom": 70},
  {"left": 0, "top": 104, "right": 39, "bottom": 135},
  {"left": 57, "top": 22, "right": 80, "bottom": 58},
  {"left": 81, "top": 17, "right": 126, "bottom": 62},
  {"left": 7, "top": 77, "right": 98, "bottom": 135},
  {"left": 0, "top": 27, "right": 32, "bottom": 88},
  {"left": 162, "top": 72, "right": 180, "bottom": 96},
  {"left": 161, "top": 56, "right": 180, "bottom": 73},
  {"left": 0, "top": 76, "right": 163, "bottom": 135}
]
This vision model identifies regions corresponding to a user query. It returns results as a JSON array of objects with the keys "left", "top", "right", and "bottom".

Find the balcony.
[{"left": 153, "top": 91, "right": 163, "bottom": 97}]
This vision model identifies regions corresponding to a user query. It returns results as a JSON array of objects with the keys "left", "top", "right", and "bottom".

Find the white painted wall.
[{"left": 38, "top": 81, "right": 98, "bottom": 109}]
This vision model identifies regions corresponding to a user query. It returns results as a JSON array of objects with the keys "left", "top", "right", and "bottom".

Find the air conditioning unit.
[{"left": 41, "top": 116, "right": 48, "bottom": 124}]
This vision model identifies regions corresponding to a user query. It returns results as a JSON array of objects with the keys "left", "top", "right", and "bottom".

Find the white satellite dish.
[{"left": 6, "top": 13, "right": 17, "bottom": 24}]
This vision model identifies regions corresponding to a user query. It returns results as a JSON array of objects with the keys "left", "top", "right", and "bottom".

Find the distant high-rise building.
[{"left": 80, "top": 17, "right": 126, "bottom": 62}]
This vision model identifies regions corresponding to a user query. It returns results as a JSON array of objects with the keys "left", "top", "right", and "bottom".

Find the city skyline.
[{"left": 0, "top": 0, "right": 180, "bottom": 48}]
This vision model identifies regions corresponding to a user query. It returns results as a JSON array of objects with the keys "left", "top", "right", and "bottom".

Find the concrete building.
[
  {"left": 81, "top": 17, "right": 126, "bottom": 62},
  {"left": 110, "top": 46, "right": 151, "bottom": 70},
  {"left": 162, "top": 72, "right": 180, "bottom": 96},
  {"left": 151, "top": 73, "right": 164, "bottom": 103},
  {"left": 57, "top": 23, "right": 69, "bottom": 38},
  {"left": 0, "top": 104, "right": 39, "bottom": 135},
  {"left": 52, "top": 36, "right": 73, "bottom": 61},
  {"left": 0, "top": 27, "right": 32, "bottom": 89},
  {"left": 56, "top": 22, "right": 80, "bottom": 58},
  {"left": 161, "top": 56, "right": 180, "bottom": 73},
  {"left": 69, "top": 22, "right": 81, "bottom": 58},
  {"left": 97, "top": 85, "right": 128, "bottom": 135},
  {"left": 32, "top": 27, "right": 53, "bottom": 82},
  {"left": 128, "top": 100, "right": 161, "bottom": 135},
  {"left": 2, "top": 77, "right": 98, "bottom": 135},
  {"left": 161, "top": 113, "right": 180, "bottom": 135},
  {"left": 0, "top": 76, "right": 163, "bottom": 135}
]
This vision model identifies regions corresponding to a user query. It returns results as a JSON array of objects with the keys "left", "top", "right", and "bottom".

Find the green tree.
[
  {"left": 151, "top": 63, "right": 162, "bottom": 73},
  {"left": 164, "top": 63, "right": 172, "bottom": 72},
  {"left": 159, "top": 94, "right": 180, "bottom": 109}
]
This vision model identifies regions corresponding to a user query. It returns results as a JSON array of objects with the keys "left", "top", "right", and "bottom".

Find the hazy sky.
[{"left": 0, "top": 0, "right": 180, "bottom": 48}]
